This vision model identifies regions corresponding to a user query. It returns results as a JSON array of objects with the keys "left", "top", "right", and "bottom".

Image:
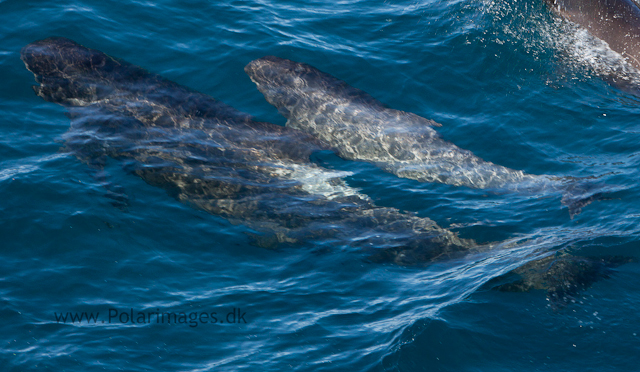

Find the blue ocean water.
[{"left": 1, "top": 0, "right": 640, "bottom": 370}]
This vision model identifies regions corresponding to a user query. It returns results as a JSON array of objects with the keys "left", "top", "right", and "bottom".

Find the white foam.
[
  {"left": 0, "top": 153, "right": 69, "bottom": 182},
  {"left": 559, "top": 26, "right": 640, "bottom": 83},
  {"left": 483, "top": 0, "right": 640, "bottom": 85}
]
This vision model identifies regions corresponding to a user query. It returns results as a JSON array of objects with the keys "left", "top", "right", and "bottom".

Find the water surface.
[{"left": 1, "top": 0, "right": 639, "bottom": 370}]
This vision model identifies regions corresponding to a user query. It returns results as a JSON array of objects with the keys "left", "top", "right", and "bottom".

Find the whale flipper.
[{"left": 60, "top": 107, "right": 142, "bottom": 209}]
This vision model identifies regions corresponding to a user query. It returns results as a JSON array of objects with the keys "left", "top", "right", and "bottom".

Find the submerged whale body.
[
  {"left": 489, "top": 253, "right": 636, "bottom": 308},
  {"left": 21, "top": 37, "right": 625, "bottom": 305},
  {"left": 245, "top": 56, "right": 602, "bottom": 216},
  {"left": 21, "top": 37, "right": 479, "bottom": 262}
]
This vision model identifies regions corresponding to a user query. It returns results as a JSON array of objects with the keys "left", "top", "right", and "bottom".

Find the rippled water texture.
[{"left": 1, "top": 0, "right": 640, "bottom": 371}]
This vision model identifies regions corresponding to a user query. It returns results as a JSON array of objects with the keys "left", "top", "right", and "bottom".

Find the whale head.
[
  {"left": 21, "top": 37, "right": 120, "bottom": 106},
  {"left": 244, "top": 55, "right": 306, "bottom": 90},
  {"left": 245, "top": 55, "right": 385, "bottom": 122},
  {"left": 244, "top": 56, "right": 328, "bottom": 116}
]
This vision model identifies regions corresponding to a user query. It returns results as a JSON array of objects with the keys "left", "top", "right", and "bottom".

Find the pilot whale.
[
  {"left": 245, "top": 56, "right": 602, "bottom": 216},
  {"left": 21, "top": 37, "right": 626, "bottom": 305},
  {"left": 21, "top": 37, "right": 479, "bottom": 261},
  {"left": 544, "top": 0, "right": 640, "bottom": 71}
]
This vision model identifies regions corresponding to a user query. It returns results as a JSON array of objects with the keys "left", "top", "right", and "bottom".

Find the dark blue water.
[{"left": 2, "top": 0, "right": 640, "bottom": 370}]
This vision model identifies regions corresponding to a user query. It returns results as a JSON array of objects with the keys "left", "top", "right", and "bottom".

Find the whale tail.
[{"left": 560, "top": 180, "right": 607, "bottom": 218}]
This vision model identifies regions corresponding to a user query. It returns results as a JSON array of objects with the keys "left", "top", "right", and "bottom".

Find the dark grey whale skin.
[
  {"left": 489, "top": 253, "right": 636, "bottom": 308},
  {"left": 21, "top": 37, "right": 627, "bottom": 303},
  {"left": 545, "top": 0, "right": 640, "bottom": 70},
  {"left": 244, "top": 56, "right": 601, "bottom": 217},
  {"left": 21, "top": 37, "right": 480, "bottom": 263}
]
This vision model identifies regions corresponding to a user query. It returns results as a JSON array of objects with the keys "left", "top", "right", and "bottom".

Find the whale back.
[
  {"left": 21, "top": 37, "right": 254, "bottom": 124},
  {"left": 546, "top": 0, "right": 640, "bottom": 70}
]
